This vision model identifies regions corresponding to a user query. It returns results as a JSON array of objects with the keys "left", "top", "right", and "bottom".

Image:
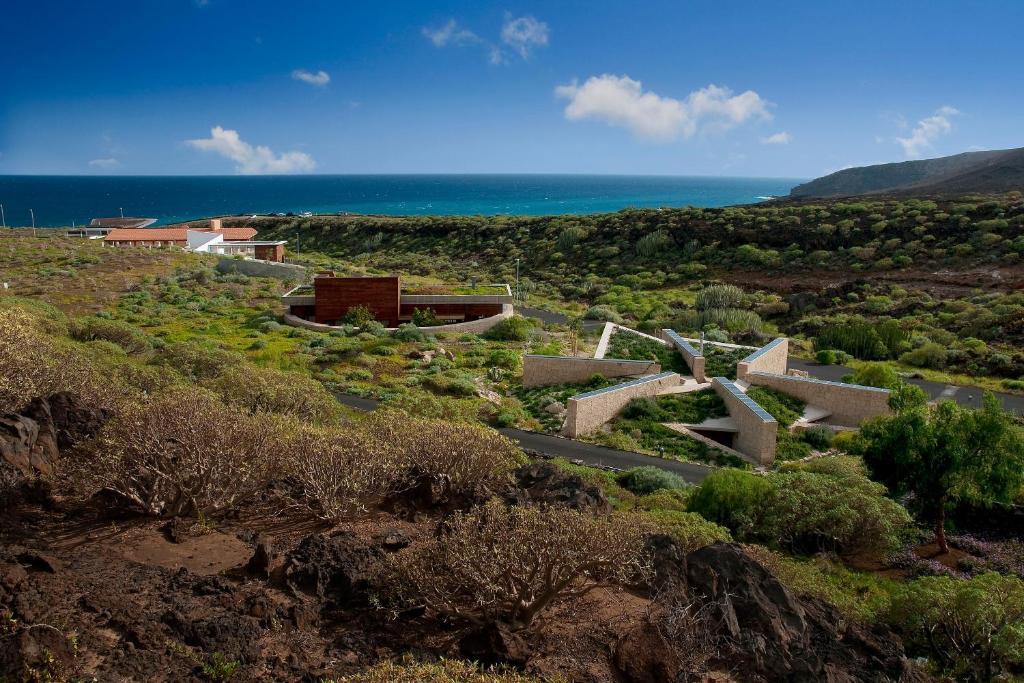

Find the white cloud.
[
  {"left": 185, "top": 126, "right": 315, "bottom": 175},
  {"left": 88, "top": 158, "right": 120, "bottom": 169},
  {"left": 555, "top": 75, "right": 771, "bottom": 142},
  {"left": 291, "top": 69, "right": 330, "bottom": 87},
  {"left": 500, "top": 14, "right": 549, "bottom": 58},
  {"left": 760, "top": 131, "right": 791, "bottom": 145},
  {"left": 422, "top": 19, "right": 480, "bottom": 47},
  {"left": 895, "top": 106, "right": 959, "bottom": 158}
]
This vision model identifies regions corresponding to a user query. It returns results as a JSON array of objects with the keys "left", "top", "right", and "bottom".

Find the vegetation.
[
  {"left": 860, "top": 387, "right": 1024, "bottom": 552},
  {"left": 605, "top": 330, "right": 687, "bottom": 373},
  {"left": 393, "top": 501, "right": 651, "bottom": 630}
]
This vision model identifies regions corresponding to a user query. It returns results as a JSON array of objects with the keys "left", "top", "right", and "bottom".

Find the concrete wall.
[
  {"left": 712, "top": 377, "right": 778, "bottom": 466},
  {"left": 522, "top": 355, "right": 661, "bottom": 388},
  {"left": 747, "top": 372, "right": 892, "bottom": 427},
  {"left": 399, "top": 302, "right": 504, "bottom": 322},
  {"left": 282, "top": 303, "right": 512, "bottom": 335},
  {"left": 737, "top": 337, "right": 789, "bottom": 380},
  {"left": 216, "top": 256, "right": 306, "bottom": 281},
  {"left": 662, "top": 329, "right": 706, "bottom": 382},
  {"left": 564, "top": 372, "right": 681, "bottom": 437}
]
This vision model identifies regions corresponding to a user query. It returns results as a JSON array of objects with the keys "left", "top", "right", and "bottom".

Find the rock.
[
  {"left": 284, "top": 532, "right": 381, "bottom": 608},
  {"left": 458, "top": 622, "right": 530, "bottom": 667},
  {"left": 787, "top": 368, "right": 810, "bottom": 378},
  {"left": 16, "top": 551, "right": 63, "bottom": 573},
  {"left": 645, "top": 542, "right": 919, "bottom": 682},
  {"left": 0, "top": 393, "right": 110, "bottom": 478},
  {"left": 0, "top": 562, "right": 29, "bottom": 591},
  {"left": 613, "top": 613, "right": 682, "bottom": 683},
  {"left": 0, "top": 624, "right": 78, "bottom": 680},
  {"left": 289, "top": 603, "right": 319, "bottom": 629},
  {"left": 542, "top": 400, "right": 565, "bottom": 415},
  {"left": 506, "top": 463, "right": 611, "bottom": 514},
  {"left": 787, "top": 292, "right": 818, "bottom": 314},
  {"left": 245, "top": 535, "right": 275, "bottom": 577},
  {"left": 377, "top": 530, "right": 410, "bottom": 552}
]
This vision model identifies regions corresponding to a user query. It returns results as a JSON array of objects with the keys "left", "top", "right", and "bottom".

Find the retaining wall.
[
  {"left": 747, "top": 372, "right": 891, "bottom": 426},
  {"left": 216, "top": 257, "right": 307, "bottom": 281},
  {"left": 522, "top": 355, "right": 661, "bottom": 388},
  {"left": 662, "top": 329, "right": 706, "bottom": 381},
  {"left": 282, "top": 304, "right": 512, "bottom": 335},
  {"left": 736, "top": 337, "right": 789, "bottom": 380},
  {"left": 712, "top": 377, "right": 778, "bottom": 466},
  {"left": 564, "top": 372, "right": 681, "bottom": 437},
  {"left": 594, "top": 323, "right": 667, "bottom": 359}
]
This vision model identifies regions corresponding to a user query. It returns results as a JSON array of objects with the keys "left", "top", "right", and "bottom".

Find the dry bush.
[
  {"left": 68, "top": 315, "right": 152, "bottom": 354},
  {"left": 336, "top": 658, "right": 545, "bottom": 682},
  {"left": 205, "top": 363, "right": 341, "bottom": 423},
  {"left": 89, "top": 387, "right": 285, "bottom": 516},
  {"left": 647, "top": 589, "right": 718, "bottom": 676},
  {"left": 0, "top": 306, "right": 113, "bottom": 413},
  {"left": 284, "top": 423, "right": 398, "bottom": 522},
  {"left": 393, "top": 501, "right": 652, "bottom": 629},
  {"left": 364, "top": 411, "right": 524, "bottom": 501}
]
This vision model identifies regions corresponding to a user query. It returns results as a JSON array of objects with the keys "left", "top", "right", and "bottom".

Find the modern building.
[
  {"left": 68, "top": 217, "right": 156, "bottom": 238},
  {"left": 102, "top": 218, "right": 287, "bottom": 261},
  {"left": 282, "top": 274, "right": 513, "bottom": 327}
]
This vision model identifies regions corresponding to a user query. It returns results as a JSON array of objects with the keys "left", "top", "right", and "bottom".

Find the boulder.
[
  {"left": 640, "top": 542, "right": 920, "bottom": 682},
  {"left": 245, "top": 534, "right": 276, "bottom": 577},
  {"left": 0, "top": 393, "right": 110, "bottom": 477},
  {"left": 542, "top": 400, "right": 566, "bottom": 415},
  {"left": 506, "top": 462, "right": 611, "bottom": 514},
  {"left": 0, "top": 413, "right": 44, "bottom": 476},
  {"left": 284, "top": 532, "right": 382, "bottom": 608}
]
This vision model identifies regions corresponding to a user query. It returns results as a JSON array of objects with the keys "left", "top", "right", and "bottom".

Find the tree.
[
  {"left": 566, "top": 315, "right": 583, "bottom": 356},
  {"left": 861, "top": 388, "right": 1024, "bottom": 552}
]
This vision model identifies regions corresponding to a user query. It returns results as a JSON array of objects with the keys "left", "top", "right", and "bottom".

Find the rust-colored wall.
[
  {"left": 314, "top": 276, "right": 400, "bottom": 326},
  {"left": 399, "top": 303, "right": 503, "bottom": 321},
  {"left": 254, "top": 244, "right": 285, "bottom": 262}
]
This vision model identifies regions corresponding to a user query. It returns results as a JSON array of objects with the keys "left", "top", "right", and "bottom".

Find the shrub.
[
  {"left": 583, "top": 305, "right": 624, "bottom": 324},
  {"left": 89, "top": 387, "right": 284, "bottom": 516},
  {"left": 688, "top": 469, "right": 771, "bottom": 539},
  {"left": 392, "top": 501, "right": 651, "bottom": 629},
  {"left": 899, "top": 341, "right": 948, "bottom": 369},
  {"left": 846, "top": 362, "right": 901, "bottom": 389},
  {"left": 69, "top": 316, "right": 151, "bottom": 354},
  {"left": 204, "top": 364, "right": 341, "bottom": 422},
  {"left": 487, "top": 348, "right": 521, "bottom": 371},
  {"left": 802, "top": 425, "right": 835, "bottom": 450},
  {"left": 343, "top": 304, "right": 374, "bottom": 326},
  {"left": 886, "top": 573, "right": 1024, "bottom": 680},
  {"left": 557, "top": 226, "right": 586, "bottom": 253},
  {"left": 484, "top": 316, "right": 534, "bottom": 342},
  {"left": 336, "top": 659, "right": 546, "bottom": 682},
  {"left": 616, "top": 466, "right": 690, "bottom": 495},
  {"left": 746, "top": 387, "right": 804, "bottom": 427},
  {"left": 0, "top": 306, "right": 111, "bottom": 413},
  {"left": 411, "top": 308, "right": 442, "bottom": 327},
  {"left": 695, "top": 284, "right": 745, "bottom": 311},
  {"left": 635, "top": 230, "right": 671, "bottom": 258},
  {"left": 393, "top": 323, "right": 425, "bottom": 342},
  {"left": 154, "top": 340, "right": 245, "bottom": 381},
  {"left": 365, "top": 412, "right": 525, "bottom": 503},
  {"left": 284, "top": 423, "right": 397, "bottom": 521},
  {"left": 643, "top": 510, "right": 731, "bottom": 552},
  {"left": 816, "top": 320, "right": 906, "bottom": 360},
  {"left": 816, "top": 349, "right": 837, "bottom": 365}
]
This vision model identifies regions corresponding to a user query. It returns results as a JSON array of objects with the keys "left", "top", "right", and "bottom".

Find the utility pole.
[
  {"left": 120, "top": 207, "right": 124, "bottom": 218},
  {"left": 30, "top": 209, "right": 36, "bottom": 237},
  {"left": 0, "top": 204, "right": 5, "bottom": 229},
  {"left": 515, "top": 258, "right": 520, "bottom": 303},
  {"left": 295, "top": 233, "right": 300, "bottom": 255}
]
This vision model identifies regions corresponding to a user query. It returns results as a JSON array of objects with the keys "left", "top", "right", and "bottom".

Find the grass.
[{"left": 703, "top": 345, "right": 749, "bottom": 379}]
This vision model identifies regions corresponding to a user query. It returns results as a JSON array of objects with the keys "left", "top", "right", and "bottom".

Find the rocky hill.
[{"left": 789, "top": 147, "right": 1024, "bottom": 198}]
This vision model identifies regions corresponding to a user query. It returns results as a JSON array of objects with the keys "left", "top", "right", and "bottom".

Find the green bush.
[
  {"left": 393, "top": 323, "right": 425, "bottom": 342},
  {"left": 846, "top": 362, "right": 901, "bottom": 389},
  {"left": 342, "top": 304, "right": 374, "bottom": 326},
  {"left": 616, "top": 466, "right": 689, "bottom": 495},
  {"left": 411, "top": 307, "right": 442, "bottom": 326},
  {"left": 899, "top": 341, "right": 948, "bottom": 369},
  {"left": 583, "top": 305, "right": 623, "bottom": 323},
  {"left": 816, "top": 349, "right": 837, "bottom": 365},
  {"left": 746, "top": 386, "right": 804, "bottom": 427},
  {"left": 688, "top": 469, "right": 771, "bottom": 539},
  {"left": 802, "top": 425, "right": 835, "bottom": 450},
  {"left": 886, "top": 573, "right": 1024, "bottom": 680},
  {"left": 484, "top": 316, "right": 534, "bottom": 342},
  {"left": 487, "top": 348, "right": 521, "bottom": 371},
  {"left": 69, "top": 316, "right": 152, "bottom": 354},
  {"left": 644, "top": 510, "right": 732, "bottom": 552}
]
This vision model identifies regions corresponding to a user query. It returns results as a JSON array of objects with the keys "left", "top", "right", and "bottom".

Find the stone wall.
[
  {"left": 712, "top": 377, "right": 778, "bottom": 466},
  {"left": 216, "top": 256, "right": 306, "bottom": 281},
  {"left": 736, "top": 338, "right": 789, "bottom": 380},
  {"left": 747, "top": 372, "right": 891, "bottom": 426},
  {"left": 564, "top": 372, "right": 681, "bottom": 437},
  {"left": 662, "top": 329, "right": 706, "bottom": 381},
  {"left": 522, "top": 355, "right": 661, "bottom": 388}
]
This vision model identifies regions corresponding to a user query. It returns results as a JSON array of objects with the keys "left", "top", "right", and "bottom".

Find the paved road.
[
  {"left": 517, "top": 306, "right": 1024, "bottom": 415},
  {"left": 786, "top": 358, "right": 1024, "bottom": 414},
  {"left": 332, "top": 393, "right": 713, "bottom": 483},
  {"left": 518, "top": 306, "right": 604, "bottom": 330}
]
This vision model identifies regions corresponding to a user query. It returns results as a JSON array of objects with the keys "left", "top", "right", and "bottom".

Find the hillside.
[{"left": 789, "top": 147, "right": 1024, "bottom": 198}]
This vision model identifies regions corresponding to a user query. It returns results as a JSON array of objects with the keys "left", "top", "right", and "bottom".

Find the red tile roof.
[{"left": 103, "top": 227, "right": 258, "bottom": 242}]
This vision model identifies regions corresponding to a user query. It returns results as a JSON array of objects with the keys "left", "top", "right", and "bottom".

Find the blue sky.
[{"left": 2, "top": 0, "right": 1022, "bottom": 178}]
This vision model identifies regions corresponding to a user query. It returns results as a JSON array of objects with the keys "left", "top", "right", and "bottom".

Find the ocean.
[{"left": 0, "top": 174, "right": 802, "bottom": 227}]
